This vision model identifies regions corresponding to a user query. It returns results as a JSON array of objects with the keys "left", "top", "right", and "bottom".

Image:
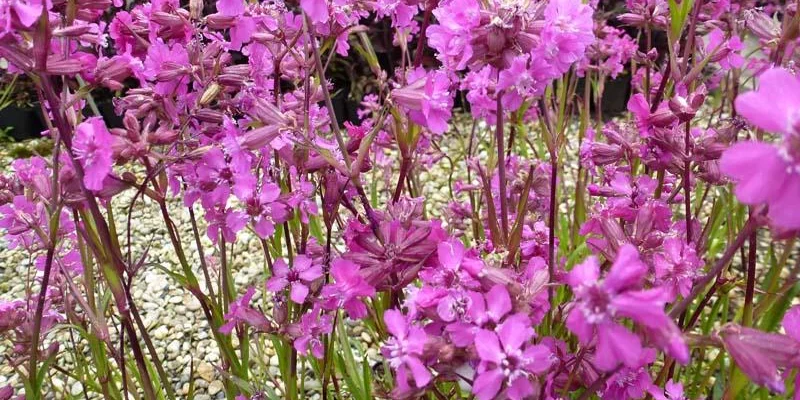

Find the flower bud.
[
  {"left": 239, "top": 125, "right": 281, "bottom": 150},
  {"left": 669, "top": 96, "right": 696, "bottom": 122},
  {"left": 193, "top": 109, "right": 225, "bottom": 124},
  {"left": 46, "top": 58, "right": 84, "bottom": 75},
  {"left": 745, "top": 10, "right": 781, "bottom": 41},
  {"left": 649, "top": 107, "right": 678, "bottom": 127},
  {"left": 206, "top": 14, "right": 236, "bottom": 29},
  {"left": 716, "top": 324, "right": 800, "bottom": 393},
  {"left": 218, "top": 73, "right": 247, "bottom": 87},
  {"left": 199, "top": 83, "right": 221, "bottom": 106},
  {"left": 150, "top": 128, "right": 179, "bottom": 144},
  {"left": 617, "top": 13, "right": 646, "bottom": 27}
]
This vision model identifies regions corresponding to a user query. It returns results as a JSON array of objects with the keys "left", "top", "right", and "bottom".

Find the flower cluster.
[{"left": 0, "top": 0, "right": 799, "bottom": 399}]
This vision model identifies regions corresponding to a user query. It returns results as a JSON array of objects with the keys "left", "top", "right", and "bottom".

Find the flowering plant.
[{"left": 0, "top": 0, "right": 799, "bottom": 399}]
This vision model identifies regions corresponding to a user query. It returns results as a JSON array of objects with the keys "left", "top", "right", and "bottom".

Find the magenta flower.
[
  {"left": 537, "top": 0, "right": 595, "bottom": 74},
  {"left": 220, "top": 287, "right": 270, "bottom": 334},
  {"left": 602, "top": 348, "right": 656, "bottom": 400},
  {"left": 733, "top": 68, "right": 800, "bottom": 137},
  {"left": 0, "top": 385, "right": 13, "bottom": 400},
  {"left": 419, "top": 239, "right": 482, "bottom": 289},
  {"left": 721, "top": 68, "right": 800, "bottom": 229},
  {"left": 289, "top": 307, "right": 333, "bottom": 359},
  {"left": 345, "top": 220, "right": 437, "bottom": 288},
  {"left": 320, "top": 258, "right": 375, "bottom": 319},
  {"left": 300, "top": 0, "right": 328, "bottom": 23},
  {"left": 472, "top": 314, "right": 553, "bottom": 400},
  {"left": 241, "top": 183, "right": 288, "bottom": 239},
  {"left": 391, "top": 68, "right": 453, "bottom": 134},
  {"left": 192, "top": 147, "right": 256, "bottom": 209},
  {"left": 427, "top": 0, "right": 480, "bottom": 71},
  {"left": 716, "top": 323, "right": 800, "bottom": 393},
  {"left": 1, "top": 0, "right": 46, "bottom": 32},
  {"left": 205, "top": 206, "right": 247, "bottom": 244},
  {"left": 653, "top": 238, "right": 703, "bottom": 299},
  {"left": 73, "top": 117, "right": 115, "bottom": 191},
  {"left": 566, "top": 244, "right": 687, "bottom": 371},
  {"left": 706, "top": 28, "right": 744, "bottom": 70},
  {"left": 649, "top": 379, "right": 689, "bottom": 400},
  {"left": 213, "top": 0, "right": 255, "bottom": 50},
  {"left": 266, "top": 255, "right": 323, "bottom": 304},
  {"left": 0, "top": 300, "right": 26, "bottom": 335},
  {"left": 382, "top": 309, "right": 431, "bottom": 392}
]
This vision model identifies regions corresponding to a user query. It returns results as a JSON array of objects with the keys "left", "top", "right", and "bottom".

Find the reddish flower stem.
[
  {"left": 669, "top": 210, "right": 763, "bottom": 318},
  {"left": 496, "top": 94, "right": 510, "bottom": 240}
]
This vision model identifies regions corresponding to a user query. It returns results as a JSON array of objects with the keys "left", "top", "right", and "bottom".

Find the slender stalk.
[
  {"left": 38, "top": 76, "right": 157, "bottom": 400},
  {"left": 742, "top": 227, "right": 757, "bottom": 326},
  {"left": 683, "top": 121, "right": 693, "bottom": 243},
  {"left": 306, "top": 15, "right": 351, "bottom": 170},
  {"left": 27, "top": 241, "right": 57, "bottom": 399},
  {"left": 495, "top": 93, "right": 509, "bottom": 240},
  {"left": 412, "top": 0, "right": 435, "bottom": 67},
  {"left": 669, "top": 210, "right": 762, "bottom": 318},
  {"left": 547, "top": 152, "right": 558, "bottom": 300}
]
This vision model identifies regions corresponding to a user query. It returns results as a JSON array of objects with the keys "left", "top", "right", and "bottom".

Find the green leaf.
[{"left": 668, "top": 0, "right": 695, "bottom": 39}]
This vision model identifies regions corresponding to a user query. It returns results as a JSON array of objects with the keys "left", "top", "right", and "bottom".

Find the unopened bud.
[{"left": 199, "top": 83, "right": 221, "bottom": 106}]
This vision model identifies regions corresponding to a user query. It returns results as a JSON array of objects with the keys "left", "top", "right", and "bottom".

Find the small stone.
[
  {"left": 152, "top": 325, "right": 169, "bottom": 340},
  {"left": 52, "top": 377, "right": 65, "bottom": 391},
  {"left": 71, "top": 382, "right": 84, "bottom": 396},
  {"left": 197, "top": 361, "right": 215, "bottom": 382},
  {"left": 186, "top": 297, "right": 202, "bottom": 311},
  {"left": 360, "top": 332, "right": 372, "bottom": 343},
  {"left": 167, "top": 340, "right": 181, "bottom": 354},
  {"left": 208, "top": 380, "right": 224, "bottom": 395}
]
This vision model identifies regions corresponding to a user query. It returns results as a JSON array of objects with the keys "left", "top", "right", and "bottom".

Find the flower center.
[{"left": 580, "top": 284, "right": 613, "bottom": 324}]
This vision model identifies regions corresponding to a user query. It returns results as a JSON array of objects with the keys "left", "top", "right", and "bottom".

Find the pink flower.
[
  {"left": 213, "top": 0, "right": 255, "bottom": 50},
  {"left": 720, "top": 141, "right": 800, "bottom": 229},
  {"left": 73, "top": 117, "right": 115, "bottom": 191},
  {"left": 566, "top": 244, "right": 687, "bottom": 371},
  {"left": 734, "top": 68, "right": 800, "bottom": 137},
  {"left": 706, "top": 28, "right": 744, "bottom": 70},
  {"left": 219, "top": 287, "right": 270, "bottom": 334},
  {"left": 653, "top": 238, "right": 703, "bottom": 299},
  {"left": 537, "top": 0, "right": 595, "bottom": 74},
  {"left": 472, "top": 314, "right": 553, "bottom": 400},
  {"left": 320, "top": 258, "right": 375, "bottom": 319},
  {"left": 191, "top": 147, "right": 256, "bottom": 209},
  {"left": 602, "top": 348, "right": 656, "bottom": 400},
  {"left": 0, "top": 300, "right": 26, "bottom": 335},
  {"left": 266, "top": 255, "right": 323, "bottom": 304},
  {"left": 290, "top": 307, "right": 332, "bottom": 359},
  {"left": 721, "top": 68, "right": 800, "bottom": 229},
  {"left": 391, "top": 68, "right": 453, "bottom": 134},
  {"left": 375, "top": 0, "right": 418, "bottom": 28},
  {"left": 648, "top": 379, "right": 689, "bottom": 400},
  {"left": 241, "top": 183, "right": 288, "bottom": 239},
  {"left": 1, "top": 0, "right": 46, "bottom": 33},
  {"left": 205, "top": 206, "right": 248, "bottom": 244},
  {"left": 427, "top": 0, "right": 480, "bottom": 70},
  {"left": 716, "top": 323, "right": 800, "bottom": 393},
  {"left": 382, "top": 309, "right": 431, "bottom": 392},
  {"left": 301, "top": 0, "right": 328, "bottom": 23}
]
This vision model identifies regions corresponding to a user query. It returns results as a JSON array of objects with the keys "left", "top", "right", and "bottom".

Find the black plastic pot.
[
  {"left": 96, "top": 100, "right": 124, "bottom": 129},
  {"left": 0, "top": 105, "right": 47, "bottom": 141}
]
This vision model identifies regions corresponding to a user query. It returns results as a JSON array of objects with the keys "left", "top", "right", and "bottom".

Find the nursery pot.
[{"left": 0, "top": 105, "right": 47, "bottom": 141}]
